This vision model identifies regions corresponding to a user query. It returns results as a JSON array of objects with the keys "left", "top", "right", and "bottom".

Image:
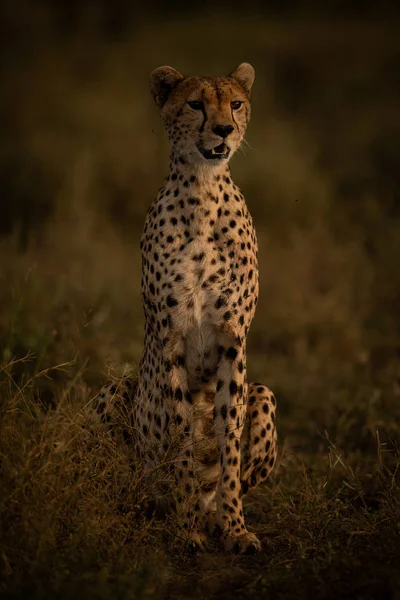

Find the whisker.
[{"left": 242, "top": 137, "right": 253, "bottom": 151}]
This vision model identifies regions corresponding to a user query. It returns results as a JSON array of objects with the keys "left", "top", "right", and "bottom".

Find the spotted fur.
[{"left": 92, "top": 63, "right": 278, "bottom": 553}]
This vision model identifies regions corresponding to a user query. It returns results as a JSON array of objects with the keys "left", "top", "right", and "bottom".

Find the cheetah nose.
[{"left": 212, "top": 124, "right": 234, "bottom": 138}]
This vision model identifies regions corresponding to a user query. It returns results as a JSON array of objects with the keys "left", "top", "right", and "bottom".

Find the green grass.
[{"left": 1, "top": 10, "right": 400, "bottom": 599}]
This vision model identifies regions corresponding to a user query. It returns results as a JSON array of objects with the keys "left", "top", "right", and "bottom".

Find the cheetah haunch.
[{"left": 95, "top": 63, "right": 277, "bottom": 553}]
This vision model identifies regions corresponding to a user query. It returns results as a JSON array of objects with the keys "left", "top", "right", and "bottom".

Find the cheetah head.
[{"left": 150, "top": 63, "right": 255, "bottom": 167}]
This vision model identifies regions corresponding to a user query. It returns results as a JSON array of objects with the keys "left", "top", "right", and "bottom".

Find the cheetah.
[{"left": 93, "top": 63, "right": 277, "bottom": 553}]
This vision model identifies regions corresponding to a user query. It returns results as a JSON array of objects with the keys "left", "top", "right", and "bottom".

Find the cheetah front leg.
[
  {"left": 197, "top": 384, "right": 278, "bottom": 543},
  {"left": 214, "top": 336, "right": 261, "bottom": 553},
  {"left": 163, "top": 335, "right": 207, "bottom": 551}
]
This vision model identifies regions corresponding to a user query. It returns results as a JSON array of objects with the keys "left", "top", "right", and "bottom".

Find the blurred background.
[{"left": 1, "top": 0, "right": 399, "bottom": 442}]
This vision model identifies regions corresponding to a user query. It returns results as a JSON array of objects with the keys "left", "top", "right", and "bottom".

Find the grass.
[
  {"left": 1, "top": 8, "right": 400, "bottom": 599},
  {"left": 1, "top": 354, "right": 399, "bottom": 599}
]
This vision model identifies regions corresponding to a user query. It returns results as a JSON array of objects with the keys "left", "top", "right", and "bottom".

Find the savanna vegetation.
[{"left": 1, "top": 5, "right": 400, "bottom": 598}]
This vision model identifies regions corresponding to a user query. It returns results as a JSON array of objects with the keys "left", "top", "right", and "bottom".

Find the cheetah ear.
[
  {"left": 230, "top": 63, "right": 255, "bottom": 96},
  {"left": 150, "top": 66, "right": 184, "bottom": 109}
]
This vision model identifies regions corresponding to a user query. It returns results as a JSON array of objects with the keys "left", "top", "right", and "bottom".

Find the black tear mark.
[
  {"left": 199, "top": 88, "right": 208, "bottom": 133},
  {"left": 231, "top": 109, "right": 239, "bottom": 133}
]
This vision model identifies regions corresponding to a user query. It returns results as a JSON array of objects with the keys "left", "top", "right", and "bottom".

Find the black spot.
[
  {"left": 167, "top": 295, "right": 178, "bottom": 307},
  {"left": 217, "top": 379, "right": 224, "bottom": 392},
  {"left": 229, "top": 381, "right": 238, "bottom": 395},
  {"left": 223, "top": 311, "right": 232, "bottom": 321},
  {"left": 226, "top": 346, "right": 238, "bottom": 361},
  {"left": 215, "top": 296, "right": 226, "bottom": 309},
  {"left": 220, "top": 405, "right": 228, "bottom": 419}
]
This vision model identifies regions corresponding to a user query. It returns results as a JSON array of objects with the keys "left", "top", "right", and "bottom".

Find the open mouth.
[{"left": 198, "top": 142, "right": 230, "bottom": 160}]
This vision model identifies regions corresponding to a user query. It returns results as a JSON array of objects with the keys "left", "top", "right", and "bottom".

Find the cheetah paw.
[
  {"left": 175, "top": 530, "right": 209, "bottom": 553},
  {"left": 223, "top": 530, "right": 262, "bottom": 554}
]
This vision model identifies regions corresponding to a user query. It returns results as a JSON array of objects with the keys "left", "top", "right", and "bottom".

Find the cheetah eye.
[
  {"left": 187, "top": 100, "right": 204, "bottom": 110},
  {"left": 231, "top": 101, "right": 243, "bottom": 110}
]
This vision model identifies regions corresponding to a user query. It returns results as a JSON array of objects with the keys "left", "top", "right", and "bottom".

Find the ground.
[{"left": 0, "top": 11, "right": 400, "bottom": 600}]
